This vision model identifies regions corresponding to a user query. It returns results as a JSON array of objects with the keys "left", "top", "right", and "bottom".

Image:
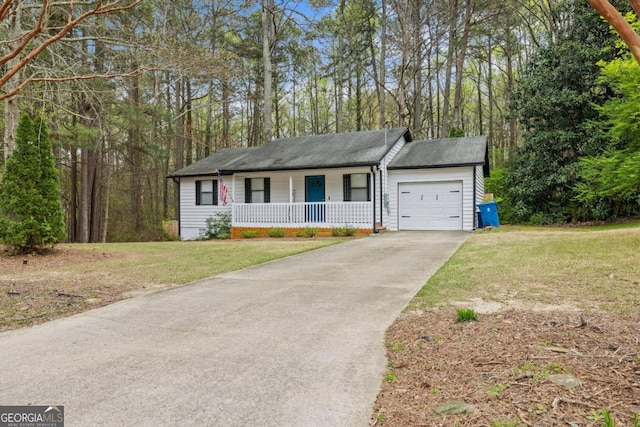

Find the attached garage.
[
  {"left": 386, "top": 136, "right": 489, "bottom": 232},
  {"left": 398, "top": 181, "right": 463, "bottom": 231}
]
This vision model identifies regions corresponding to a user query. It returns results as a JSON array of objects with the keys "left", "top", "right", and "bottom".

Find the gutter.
[{"left": 473, "top": 170, "right": 477, "bottom": 230}]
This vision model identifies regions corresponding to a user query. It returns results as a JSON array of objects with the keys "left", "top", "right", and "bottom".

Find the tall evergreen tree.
[
  {"left": 0, "top": 114, "right": 66, "bottom": 253},
  {"left": 507, "top": 0, "right": 626, "bottom": 223}
]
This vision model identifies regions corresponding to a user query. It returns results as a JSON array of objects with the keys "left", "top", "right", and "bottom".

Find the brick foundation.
[{"left": 231, "top": 227, "right": 373, "bottom": 239}]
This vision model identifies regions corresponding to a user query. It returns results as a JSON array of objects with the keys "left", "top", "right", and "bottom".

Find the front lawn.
[{"left": 0, "top": 238, "right": 344, "bottom": 331}]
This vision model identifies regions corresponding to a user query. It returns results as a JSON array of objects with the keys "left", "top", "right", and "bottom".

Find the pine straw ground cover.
[{"left": 372, "top": 225, "right": 640, "bottom": 427}]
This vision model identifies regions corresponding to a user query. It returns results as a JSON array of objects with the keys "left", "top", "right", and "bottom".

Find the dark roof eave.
[
  {"left": 167, "top": 162, "right": 380, "bottom": 178},
  {"left": 387, "top": 162, "right": 484, "bottom": 170},
  {"left": 166, "top": 171, "right": 233, "bottom": 179}
]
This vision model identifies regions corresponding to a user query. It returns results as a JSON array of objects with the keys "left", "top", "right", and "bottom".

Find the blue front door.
[{"left": 305, "top": 175, "right": 325, "bottom": 222}]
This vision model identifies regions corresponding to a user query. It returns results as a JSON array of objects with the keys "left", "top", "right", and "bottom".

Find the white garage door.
[{"left": 398, "top": 181, "right": 463, "bottom": 231}]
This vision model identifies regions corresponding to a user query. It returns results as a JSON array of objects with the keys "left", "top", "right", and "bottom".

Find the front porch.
[{"left": 232, "top": 201, "right": 373, "bottom": 230}]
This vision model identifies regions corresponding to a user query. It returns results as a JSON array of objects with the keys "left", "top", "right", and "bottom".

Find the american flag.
[{"left": 219, "top": 179, "right": 229, "bottom": 206}]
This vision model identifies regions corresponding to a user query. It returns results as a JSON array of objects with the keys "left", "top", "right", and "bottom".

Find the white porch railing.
[{"left": 232, "top": 202, "right": 372, "bottom": 228}]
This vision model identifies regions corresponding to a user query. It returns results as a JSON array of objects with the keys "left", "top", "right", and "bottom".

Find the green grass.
[
  {"left": 0, "top": 238, "right": 347, "bottom": 330},
  {"left": 386, "top": 341, "right": 405, "bottom": 351},
  {"left": 455, "top": 308, "right": 477, "bottom": 322},
  {"left": 37, "top": 239, "right": 344, "bottom": 287},
  {"left": 408, "top": 225, "right": 640, "bottom": 314}
]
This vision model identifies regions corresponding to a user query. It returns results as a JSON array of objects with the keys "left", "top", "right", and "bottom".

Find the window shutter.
[
  {"left": 366, "top": 173, "right": 371, "bottom": 202},
  {"left": 264, "top": 178, "right": 271, "bottom": 203},
  {"left": 213, "top": 179, "right": 218, "bottom": 206},
  {"left": 195, "top": 181, "right": 201, "bottom": 205},
  {"left": 244, "top": 178, "right": 251, "bottom": 203},
  {"left": 343, "top": 174, "right": 351, "bottom": 201}
]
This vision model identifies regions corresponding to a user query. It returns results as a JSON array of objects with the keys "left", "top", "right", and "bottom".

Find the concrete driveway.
[{"left": 0, "top": 231, "right": 468, "bottom": 426}]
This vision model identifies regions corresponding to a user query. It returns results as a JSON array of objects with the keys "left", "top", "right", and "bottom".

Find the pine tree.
[{"left": 0, "top": 114, "right": 66, "bottom": 253}]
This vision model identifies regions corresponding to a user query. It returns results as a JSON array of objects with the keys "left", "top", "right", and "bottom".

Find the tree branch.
[
  {"left": 629, "top": 0, "right": 640, "bottom": 18},
  {"left": 0, "top": 68, "right": 155, "bottom": 101},
  {"left": 0, "top": 0, "right": 16, "bottom": 21},
  {"left": 0, "top": 0, "right": 142, "bottom": 94},
  {"left": 588, "top": 0, "right": 640, "bottom": 65},
  {"left": 0, "top": 1, "right": 49, "bottom": 66}
]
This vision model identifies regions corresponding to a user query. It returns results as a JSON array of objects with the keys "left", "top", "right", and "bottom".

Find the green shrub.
[
  {"left": 267, "top": 228, "right": 286, "bottom": 238},
  {"left": 202, "top": 211, "right": 231, "bottom": 239},
  {"left": 303, "top": 227, "right": 317, "bottom": 238},
  {"left": 343, "top": 225, "right": 358, "bottom": 236},
  {"left": 240, "top": 230, "right": 258, "bottom": 238},
  {"left": 332, "top": 225, "right": 358, "bottom": 237},
  {"left": 296, "top": 228, "right": 317, "bottom": 238}
]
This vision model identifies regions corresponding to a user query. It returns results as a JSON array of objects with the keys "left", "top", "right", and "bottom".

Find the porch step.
[{"left": 375, "top": 226, "right": 388, "bottom": 234}]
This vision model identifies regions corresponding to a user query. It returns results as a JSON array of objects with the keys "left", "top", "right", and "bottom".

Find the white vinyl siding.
[
  {"left": 380, "top": 135, "right": 407, "bottom": 227},
  {"left": 388, "top": 167, "right": 476, "bottom": 231},
  {"left": 178, "top": 177, "right": 231, "bottom": 240}
]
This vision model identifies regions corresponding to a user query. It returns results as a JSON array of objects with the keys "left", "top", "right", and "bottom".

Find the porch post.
[
  {"left": 232, "top": 175, "right": 236, "bottom": 203},
  {"left": 289, "top": 175, "right": 293, "bottom": 203}
]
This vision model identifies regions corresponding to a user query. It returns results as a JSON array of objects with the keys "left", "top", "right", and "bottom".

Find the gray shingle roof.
[
  {"left": 388, "top": 136, "right": 488, "bottom": 170},
  {"left": 168, "top": 128, "right": 412, "bottom": 177}
]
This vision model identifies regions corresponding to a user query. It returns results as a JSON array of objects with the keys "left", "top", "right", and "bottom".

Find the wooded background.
[{"left": 0, "top": 0, "right": 637, "bottom": 242}]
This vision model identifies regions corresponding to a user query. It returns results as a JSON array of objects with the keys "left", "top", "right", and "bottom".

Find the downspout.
[
  {"left": 172, "top": 177, "right": 181, "bottom": 238},
  {"left": 371, "top": 165, "right": 378, "bottom": 234},
  {"left": 379, "top": 168, "right": 383, "bottom": 228},
  {"left": 472, "top": 168, "right": 477, "bottom": 230}
]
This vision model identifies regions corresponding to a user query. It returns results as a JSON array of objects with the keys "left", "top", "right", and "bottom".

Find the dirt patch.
[
  {"left": 372, "top": 306, "right": 640, "bottom": 426},
  {"left": 0, "top": 245, "right": 172, "bottom": 331}
]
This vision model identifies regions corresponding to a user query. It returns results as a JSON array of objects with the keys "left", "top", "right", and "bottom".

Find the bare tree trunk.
[
  {"left": 378, "top": 0, "right": 387, "bottom": 128},
  {"left": 129, "top": 73, "right": 143, "bottom": 232},
  {"left": 441, "top": 0, "right": 458, "bottom": 137},
  {"left": 3, "top": 2, "right": 21, "bottom": 162},
  {"left": 313, "top": 71, "right": 321, "bottom": 134},
  {"left": 408, "top": 0, "right": 421, "bottom": 137},
  {"left": 487, "top": 36, "right": 495, "bottom": 167},
  {"left": 205, "top": 80, "right": 214, "bottom": 157},
  {"left": 185, "top": 79, "right": 193, "bottom": 165},
  {"left": 69, "top": 134, "right": 78, "bottom": 242},
  {"left": 163, "top": 72, "right": 173, "bottom": 220},
  {"left": 78, "top": 136, "right": 90, "bottom": 243},
  {"left": 427, "top": 59, "right": 435, "bottom": 138},
  {"left": 477, "top": 63, "right": 483, "bottom": 136},
  {"left": 274, "top": 69, "right": 281, "bottom": 138},
  {"left": 175, "top": 78, "right": 184, "bottom": 170},
  {"left": 355, "top": 62, "right": 363, "bottom": 131},
  {"left": 452, "top": 0, "right": 472, "bottom": 130},
  {"left": 222, "top": 79, "right": 232, "bottom": 148},
  {"left": 90, "top": 148, "right": 103, "bottom": 242},
  {"left": 505, "top": 46, "right": 516, "bottom": 161},
  {"left": 262, "top": 0, "right": 274, "bottom": 144}
]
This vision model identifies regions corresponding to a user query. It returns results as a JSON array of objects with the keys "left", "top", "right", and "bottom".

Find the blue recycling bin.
[{"left": 478, "top": 201, "right": 500, "bottom": 227}]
